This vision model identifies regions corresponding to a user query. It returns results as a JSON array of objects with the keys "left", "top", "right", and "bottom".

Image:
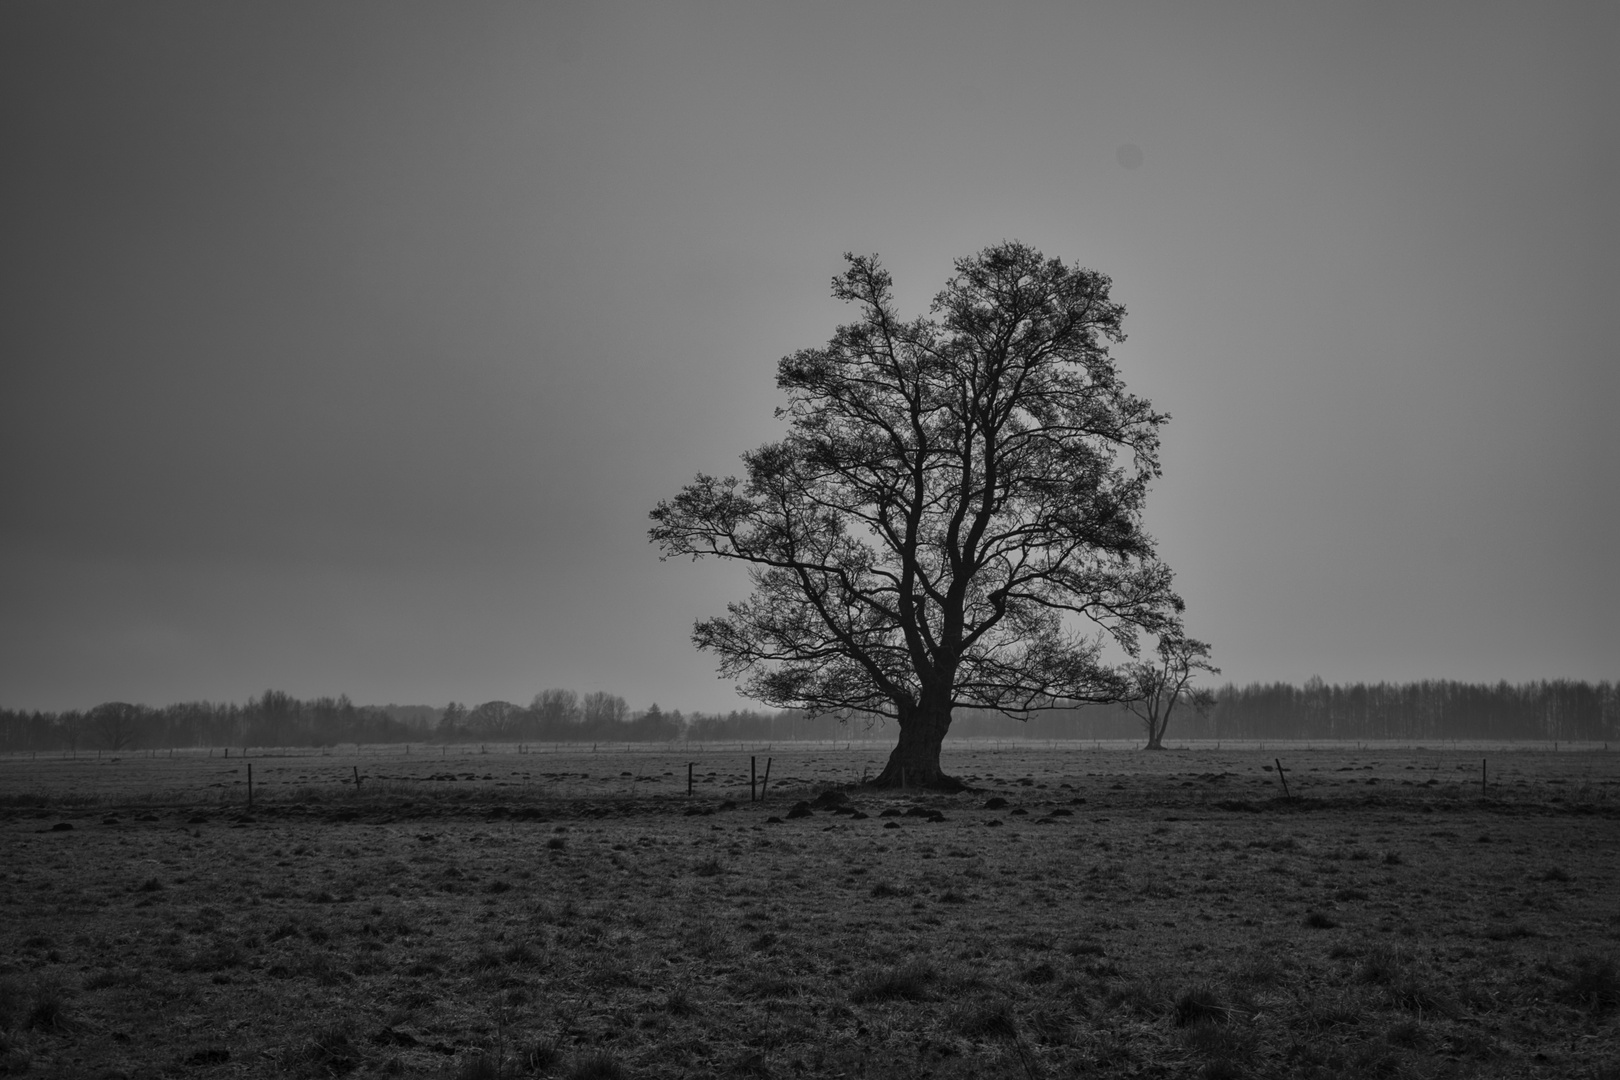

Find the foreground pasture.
[{"left": 1, "top": 744, "right": 1617, "bottom": 1078}]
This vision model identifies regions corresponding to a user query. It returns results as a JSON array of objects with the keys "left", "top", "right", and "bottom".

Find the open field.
[{"left": 2, "top": 744, "right": 1617, "bottom": 1078}]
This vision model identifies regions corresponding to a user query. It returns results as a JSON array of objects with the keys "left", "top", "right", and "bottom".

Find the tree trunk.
[
  {"left": 1142, "top": 709, "right": 1166, "bottom": 750},
  {"left": 871, "top": 703, "right": 964, "bottom": 791}
]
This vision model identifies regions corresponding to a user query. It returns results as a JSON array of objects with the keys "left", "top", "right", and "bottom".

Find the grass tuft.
[
  {"left": 950, "top": 998, "right": 1019, "bottom": 1040},
  {"left": 84, "top": 968, "right": 141, "bottom": 991},
  {"left": 1560, "top": 954, "right": 1620, "bottom": 1014},
  {"left": 24, "top": 981, "right": 78, "bottom": 1034},
  {"left": 503, "top": 941, "right": 542, "bottom": 967},
  {"left": 1198, "top": 1059, "right": 1247, "bottom": 1080},
  {"left": 1387, "top": 974, "right": 1452, "bottom": 1015},
  {"left": 1234, "top": 951, "right": 1282, "bottom": 988},
  {"left": 1357, "top": 945, "right": 1406, "bottom": 986},
  {"left": 850, "top": 960, "right": 935, "bottom": 1003},
  {"left": 469, "top": 947, "right": 506, "bottom": 972},
  {"left": 0, "top": 1030, "right": 28, "bottom": 1077},
  {"left": 1306, "top": 997, "right": 1363, "bottom": 1029},
  {"left": 454, "top": 1050, "right": 502, "bottom": 1080},
  {"left": 287, "top": 1021, "right": 361, "bottom": 1077},
  {"left": 1107, "top": 980, "right": 1163, "bottom": 1017},
  {"left": 0, "top": 977, "right": 24, "bottom": 1030},
  {"left": 564, "top": 1050, "right": 628, "bottom": 1080},
  {"left": 1175, "top": 986, "right": 1229, "bottom": 1027},
  {"left": 524, "top": 1036, "right": 562, "bottom": 1072},
  {"left": 1181, "top": 1018, "right": 1253, "bottom": 1074},
  {"left": 1020, "top": 961, "right": 1057, "bottom": 985},
  {"left": 736, "top": 970, "right": 802, "bottom": 999},
  {"left": 1385, "top": 1019, "right": 1425, "bottom": 1047}
]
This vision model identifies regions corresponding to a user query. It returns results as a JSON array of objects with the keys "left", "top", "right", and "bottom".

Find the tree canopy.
[
  {"left": 1123, "top": 632, "right": 1219, "bottom": 749},
  {"left": 651, "top": 242, "right": 1192, "bottom": 787}
]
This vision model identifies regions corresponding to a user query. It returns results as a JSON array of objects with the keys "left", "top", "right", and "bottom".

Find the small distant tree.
[
  {"left": 58, "top": 710, "right": 88, "bottom": 755},
  {"left": 628, "top": 703, "right": 684, "bottom": 742},
  {"left": 582, "top": 692, "right": 629, "bottom": 737},
  {"left": 245, "top": 689, "right": 305, "bottom": 746},
  {"left": 437, "top": 701, "right": 468, "bottom": 741},
  {"left": 89, "top": 701, "right": 147, "bottom": 751},
  {"left": 1123, "top": 633, "right": 1218, "bottom": 750},
  {"left": 467, "top": 701, "right": 521, "bottom": 740},
  {"left": 531, "top": 689, "right": 581, "bottom": 739}
]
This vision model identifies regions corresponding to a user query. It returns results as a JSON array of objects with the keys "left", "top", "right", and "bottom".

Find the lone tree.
[
  {"left": 89, "top": 701, "right": 146, "bottom": 751},
  {"left": 651, "top": 242, "right": 1192, "bottom": 789},
  {"left": 1122, "top": 633, "right": 1219, "bottom": 750}
]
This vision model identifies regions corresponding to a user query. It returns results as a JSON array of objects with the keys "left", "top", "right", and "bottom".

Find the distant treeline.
[
  {"left": 1200, "top": 678, "right": 1619, "bottom": 743},
  {"left": 0, "top": 688, "right": 840, "bottom": 753},
  {"left": 954, "top": 679, "right": 1619, "bottom": 743},
  {"left": 1, "top": 678, "right": 1614, "bottom": 753}
]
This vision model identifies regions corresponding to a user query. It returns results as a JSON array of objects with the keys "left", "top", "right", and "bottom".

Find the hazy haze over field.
[{"left": 2, "top": 1, "right": 1615, "bottom": 712}]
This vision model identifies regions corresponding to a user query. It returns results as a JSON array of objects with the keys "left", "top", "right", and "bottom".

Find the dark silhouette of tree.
[
  {"left": 245, "top": 689, "right": 304, "bottom": 746},
  {"left": 88, "top": 701, "right": 148, "bottom": 751},
  {"left": 627, "top": 703, "right": 683, "bottom": 741},
  {"left": 681, "top": 708, "right": 803, "bottom": 742},
  {"left": 651, "top": 242, "right": 1187, "bottom": 788},
  {"left": 0, "top": 709, "right": 57, "bottom": 752},
  {"left": 1122, "top": 634, "right": 1218, "bottom": 749},
  {"left": 466, "top": 701, "right": 521, "bottom": 739},
  {"left": 437, "top": 701, "right": 468, "bottom": 741},
  {"left": 531, "top": 689, "right": 581, "bottom": 739},
  {"left": 582, "top": 691, "right": 629, "bottom": 737}
]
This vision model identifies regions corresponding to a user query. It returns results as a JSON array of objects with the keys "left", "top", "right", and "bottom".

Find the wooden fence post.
[
  {"left": 751, "top": 756, "right": 757, "bottom": 802},
  {"left": 1275, "top": 758, "right": 1291, "bottom": 799},
  {"left": 247, "top": 763, "right": 253, "bottom": 808},
  {"left": 353, "top": 765, "right": 362, "bottom": 790},
  {"left": 687, "top": 762, "right": 693, "bottom": 796}
]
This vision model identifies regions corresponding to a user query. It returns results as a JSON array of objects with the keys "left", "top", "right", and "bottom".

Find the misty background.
[{"left": 3, "top": 1, "right": 1615, "bottom": 714}]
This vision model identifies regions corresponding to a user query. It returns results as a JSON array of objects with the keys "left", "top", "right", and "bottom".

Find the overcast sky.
[{"left": 2, "top": 1, "right": 1615, "bottom": 713}]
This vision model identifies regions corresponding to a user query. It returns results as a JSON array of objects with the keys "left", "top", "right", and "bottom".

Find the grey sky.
[{"left": 3, "top": 1, "right": 1615, "bottom": 713}]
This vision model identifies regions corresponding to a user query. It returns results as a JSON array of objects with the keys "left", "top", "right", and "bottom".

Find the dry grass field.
[{"left": 2, "top": 743, "right": 1617, "bottom": 1078}]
